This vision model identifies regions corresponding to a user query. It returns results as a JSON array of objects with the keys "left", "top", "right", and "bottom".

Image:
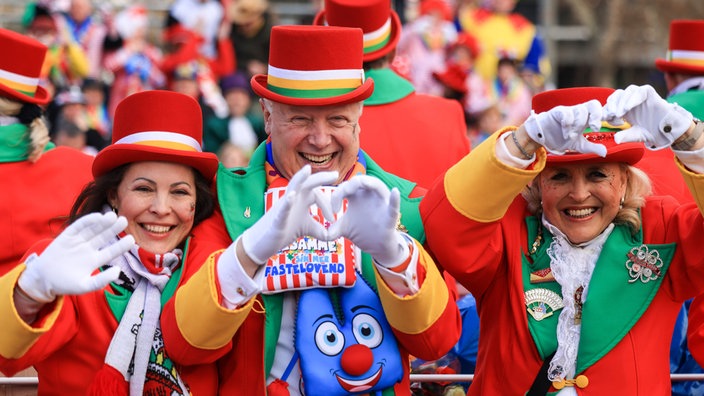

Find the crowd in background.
[{"left": 17, "top": 0, "right": 549, "bottom": 169}]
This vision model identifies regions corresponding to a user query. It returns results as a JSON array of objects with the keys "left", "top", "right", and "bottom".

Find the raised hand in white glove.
[
  {"left": 523, "top": 99, "right": 607, "bottom": 157},
  {"left": 241, "top": 165, "right": 338, "bottom": 265},
  {"left": 327, "top": 175, "right": 409, "bottom": 268},
  {"left": 602, "top": 84, "right": 693, "bottom": 150},
  {"left": 17, "top": 212, "right": 135, "bottom": 303}
]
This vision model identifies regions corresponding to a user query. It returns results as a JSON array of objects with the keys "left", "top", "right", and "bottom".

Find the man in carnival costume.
[{"left": 160, "top": 24, "right": 461, "bottom": 395}]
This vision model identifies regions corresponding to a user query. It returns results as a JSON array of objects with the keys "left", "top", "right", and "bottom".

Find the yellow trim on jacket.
[
  {"left": 174, "top": 251, "right": 254, "bottom": 350},
  {"left": 0, "top": 265, "right": 64, "bottom": 358},
  {"left": 677, "top": 157, "right": 704, "bottom": 210},
  {"left": 374, "top": 240, "right": 447, "bottom": 335},
  {"left": 445, "top": 128, "right": 547, "bottom": 222}
]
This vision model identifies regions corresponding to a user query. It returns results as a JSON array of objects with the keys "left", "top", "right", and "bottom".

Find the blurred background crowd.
[{"left": 0, "top": 0, "right": 698, "bottom": 170}]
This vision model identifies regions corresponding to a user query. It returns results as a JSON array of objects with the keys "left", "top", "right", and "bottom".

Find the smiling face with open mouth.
[
  {"left": 539, "top": 162, "right": 627, "bottom": 244},
  {"left": 262, "top": 99, "right": 363, "bottom": 185},
  {"left": 110, "top": 161, "right": 196, "bottom": 254}
]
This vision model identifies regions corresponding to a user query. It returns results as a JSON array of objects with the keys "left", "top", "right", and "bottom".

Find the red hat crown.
[
  {"left": 250, "top": 25, "right": 374, "bottom": 106},
  {"left": 433, "top": 64, "right": 468, "bottom": 94},
  {"left": 0, "top": 28, "right": 50, "bottom": 104},
  {"left": 92, "top": 91, "right": 218, "bottom": 180},
  {"left": 420, "top": 0, "right": 453, "bottom": 21},
  {"left": 532, "top": 87, "right": 644, "bottom": 165},
  {"left": 313, "top": 0, "right": 401, "bottom": 62},
  {"left": 655, "top": 20, "right": 704, "bottom": 75},
  {"left": 452, "top": 32, "right": 480, "bottom": 60}
]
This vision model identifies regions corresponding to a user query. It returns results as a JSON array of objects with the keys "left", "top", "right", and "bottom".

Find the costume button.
[
  {"left": 575, "top": 375, "right": 589, "bottom": 388},
  {"left": 664, "top": 125, "right": 672, "bottom": 133},
  {"left": 236, "top": 287, "right": 245, "bottom": 296},
  {"left": 552, "top": 379, "right": 566, "bottom": 390}
]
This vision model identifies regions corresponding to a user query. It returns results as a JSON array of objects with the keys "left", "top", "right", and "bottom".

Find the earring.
[
  {"left": 190, "top": 202, "right": 195, "bottom": 211},
  {"left": 112, "top": 206, "right": 118, "bottom": 215},
  {"left": 619, "top": 197, "right": 625, "bottom": 209}
]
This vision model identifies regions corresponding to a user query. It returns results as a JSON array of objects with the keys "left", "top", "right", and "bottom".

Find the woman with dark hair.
[{"left": 0, "top": 90, "right": 220, "bottom": 395}]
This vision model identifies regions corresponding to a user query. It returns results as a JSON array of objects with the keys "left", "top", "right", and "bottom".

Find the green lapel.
[
  {"left": 522, "top": 217, "right": 676, "bottom": 372},
  {"left": 216, "top": 144, "right": 426, "bottom": 378},
  {"left": 576, "top": 226, "right": 675, "bottom": 372},
  {"left": 363, "top": 68, "right": 415, "bottom": 106},
  {"left": 523, "top": 217, "right": 561, "bottom": 360}
]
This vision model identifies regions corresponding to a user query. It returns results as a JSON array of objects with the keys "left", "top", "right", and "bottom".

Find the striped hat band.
[
  {"left": 363, "top": 17, "right": 392, "bottom": 54},
  {"left": 666, "top": 49, "right": 704, "bottom": 67},
  {"left": 266, "top": 65, "right": 365, "bottom": 99},
  {"left": 0, "top": 68, "right": 38, "bottom": 97},
  {"left": 114, "top": 131, "right": 203, "bottom": 152}
]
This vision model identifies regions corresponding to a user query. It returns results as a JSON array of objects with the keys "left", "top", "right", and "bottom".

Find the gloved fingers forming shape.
[
  {"left": 328, "top": 176, "right": 409, "bottom": 267},
  {"left": 241, "top": 165, "right": 338, "bottom": 264},
  {"left": 604, "top": 84, "right": 693, "bottom": 150},
  {"left": 524, "top": 99, "right": 606, "bottom": 157}
]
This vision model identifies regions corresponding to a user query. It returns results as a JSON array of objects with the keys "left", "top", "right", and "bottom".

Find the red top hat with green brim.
[
  {"left": 0, "top": 28, "right": 50, "bottom": 105},
  {"left": 312, "top": 0, "right": 401, "bottom": 63},
  {"left": 532, "top": 87, "right": 645, "bottom": 166},
  {"left": 251, "top": 25, "right": 374, "bottom": 106},
  {"left": 655, "top": 20, "right": 704, "bottom": 75},
  {"left": 92, "top": 90, "right": 219, "bottom": 180}
]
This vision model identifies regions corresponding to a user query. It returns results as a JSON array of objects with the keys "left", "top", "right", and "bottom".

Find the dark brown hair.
[{"left": 68, "top": 164, "right": 215, "bottom": 229}]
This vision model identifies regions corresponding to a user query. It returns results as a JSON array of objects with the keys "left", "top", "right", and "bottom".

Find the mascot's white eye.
[
  {"left": 352, "top": 313, "right": 383, "bottom": 348},
  {"left": 315, "top": 321, "right": 345, "bottom": 356}
]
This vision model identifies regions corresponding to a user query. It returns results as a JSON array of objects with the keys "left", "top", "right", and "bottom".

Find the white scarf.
[
  {"left": 104, "top": 241, "right": 189, "bottom": 395},
  {"left": 543, "top": 217, "right": 613, "bottom": 384}
]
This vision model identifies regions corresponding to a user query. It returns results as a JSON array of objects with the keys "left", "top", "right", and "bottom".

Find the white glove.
[
  {"left": 17, "top": 212, "right": 135, "bottom": 303},
  {"left": 603, "top": 84, "right": 693, "bottom": 150},
  {"left": 523, "top": 99, "right": 607, "bottom": 157},
  {"left": 241, "top": 165, "right": 338, "bottom": 264},
  {"left": 328, "top": 175, "right": 409, "bottom": 268}
]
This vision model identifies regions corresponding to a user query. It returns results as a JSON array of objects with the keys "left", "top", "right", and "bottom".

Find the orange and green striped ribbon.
[
  {"left": 363, "top": 18, "right": 392, "bottom": 54},
  {"left": 0, "top": 68, "right": 38, "bottom": 97},
  {"left": 266, "top": 65, "right": 365, "bottom": 99},
  {"left": 667, "top": 49, "right": 704, "bottom": 68}
]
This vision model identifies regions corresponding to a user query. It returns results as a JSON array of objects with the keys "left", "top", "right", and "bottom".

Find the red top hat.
[
  {"left": 452, "top": 32, "right": 480, "bottom": 60},
  {"left": 0, "top": 28, "right": 50, "bottom": 105},
  {"left": 655, "top": 20, "right": 704, "bottom": 75},
  {"left": 532, "top": 87, "right": 644, "bottom": 166},
  {"left": 432, "top": 64, "right": 468, "bottom": 94},
  {"left": 420, "top": 0, "right": 453, "bottom": 21},
  {"left": 251, "top": 25, "right": 374, "bottom": 106},
  {"left": 313, "top": 0, "right": 401, "bottom": 63},
  {"left": 92, "top": 91, "right": 219, "bottom": 180}
]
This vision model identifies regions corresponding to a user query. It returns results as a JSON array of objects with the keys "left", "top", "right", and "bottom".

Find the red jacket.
[
  {"left": 421, "top": 131, "right": 704, "bottom": 395},
  {"left": 0, "top": 239, "right": 218, "bottom": 395},
  {"left": 0, "top": 147, "right": 93, "bottom": 276},
  {"left": 360, "top": 68, "right": 470, "bottom": 190}
]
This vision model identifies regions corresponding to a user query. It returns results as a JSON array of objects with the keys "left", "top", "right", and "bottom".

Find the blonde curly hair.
[{"left": 0, "top": 96, "right": 50, "bottom": 163}]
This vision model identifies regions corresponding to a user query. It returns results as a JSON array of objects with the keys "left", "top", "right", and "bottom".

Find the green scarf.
[{"left": 0, "top": 123, "right": 54, "bottom": 163}]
